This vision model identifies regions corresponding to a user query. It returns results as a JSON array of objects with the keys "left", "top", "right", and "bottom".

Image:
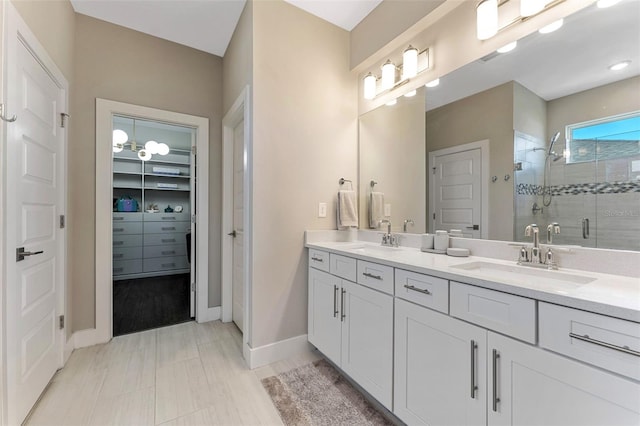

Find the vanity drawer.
[
  {"left": 357, "top": 260, "right": 394, "bottom": 295},
  {"left": 144, "top": 233, "right": 186, "bottom": 246},
  {"left": 308, "top": 249, "right": 330, "bottom": 272},
  {"left": 113, "top": 259, "right": 143, "bottom": 276},
  {"left": 143, "top": 256, "right": 189, "bottom": 272},
  {"left": 539, "top": 303, "right": 640, "bottom": 381},
  {"left": 113, "top": 246, "right": 142, "bottom": 261},
  {"left": 143, "top": 212, "right": 190, "bottom": 222},
  {"left": 330, "top": 253, "right": 356, "bottom": 281},
  {"left": 395, "top": 269, "right": 448, "bottom": 313},
  {"left": 113, "top": 234, "right": 143, "bottom": 247},
  {"left": 112, "top": 222, "right": 143, "bottom": 235},
  {"left": 450, "top": 281, "right": 536, "bottom": 344},
  {"left": 143, "top": 221, "right": 190, "bottom": 234},
  {"left": 144, "top": 244, "right": 186, "bottom": 258},
  {"left": 113, "top": 212, "right": 143, "bottom": 222}
]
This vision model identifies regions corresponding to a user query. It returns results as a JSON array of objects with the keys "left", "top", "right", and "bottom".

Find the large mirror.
[{"left": 359, "top": 0, "right": 640, "bottom": 251}]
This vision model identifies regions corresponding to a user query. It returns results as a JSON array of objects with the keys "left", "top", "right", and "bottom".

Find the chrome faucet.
[
  {"left": 547, "top": 222, "right": 560, "bottom": 244},
  {"left": 403, "top": 219, "right": 414, "bottom": 233},
  {"left": 524, "top": 224, "right": 541, "bottom": 263},
  {"left": 379, "top": 219, "right": 398, "bottom": 247}
]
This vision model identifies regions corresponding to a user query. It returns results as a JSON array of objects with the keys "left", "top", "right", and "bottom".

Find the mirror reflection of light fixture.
[
  {"left": 363, "top": 73, "right": 377, "bottom": 100},
  {"left": 538, "top": 18, "right": 563, "bottom": 34},
  {"left": 497, "top": 41, "right": 518, "bottom": 53},
  {"left": 477, "top": 0, "right": 498, "bottom": 40},
  {"left": 402, "top": 46, "right": 419, "bottom": 79},
  {"left": 385, "top": 99, "right": 397, "bottom": 106},
  {"left": 404, "top": 90, "right": 417, "bottom": 98},
  {"left": 381, "top": 60, "right": 396, "bottom": 90},
  {"left": 425, "top": 78, "right": 440, "bottom": 88}
]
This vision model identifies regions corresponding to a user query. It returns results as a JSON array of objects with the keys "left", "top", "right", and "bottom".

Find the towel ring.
[{"left": 370, "top": 180, "right": 378, "bottom": 188}]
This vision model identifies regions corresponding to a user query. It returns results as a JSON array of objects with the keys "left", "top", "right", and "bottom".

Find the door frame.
[
  {"left": 1, "top": 3, "right": 69, "bottom": 424},
  {"left": 221, "top": 86, "right": 252, "bottom": 357},
  {"left": 95, "top": 99, "right": 209, "bottom": 343},
  {"left": 428, "top": 140, "right": 489, "bottom": 239}
]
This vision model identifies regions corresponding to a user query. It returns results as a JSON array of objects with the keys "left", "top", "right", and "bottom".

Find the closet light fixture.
[
  {"left": 425, "top": 78, "right": 440, "bottom": 88},
  {"left": 477, "top": 0, "right": 498, "bottom": 40},
  {"left": 381, "top": 60, "right": 396, "bottom": 90},
  {"left": 138, "top": 149, "right": 152, "bottom": 161},
  {"left": 363, "top": 73, "right": 377, "bottom": 100},
  {"left": 538, "top": 18, "right": 563, "bottom": 34},
  {"left": 157, "top": 142, "right": 170, "bottom": 156},
  {"left": 402, "top": 46, "right": 419, "bottom": 79}
]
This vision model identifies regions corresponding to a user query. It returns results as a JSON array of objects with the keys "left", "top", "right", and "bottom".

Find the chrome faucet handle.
[
  {"left": 545, "top": 248, "right": 558, "bottom": 270},
  {"left": 517, "top": 246, "right": 529, "bottom": 264},
  {"left": 547, "top": 222, "right": 560, "bottom": 244},
  {"left": 403, "top": 219, "right": 415, "bottom": 233}
]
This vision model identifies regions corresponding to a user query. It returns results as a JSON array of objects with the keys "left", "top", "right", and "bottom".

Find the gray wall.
[{"left": 72, "top": 14, "right": 223, "bottom": 331}]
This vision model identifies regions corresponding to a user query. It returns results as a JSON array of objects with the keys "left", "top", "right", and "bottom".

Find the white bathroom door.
[
  {"left": 232, "top": 119, "right": 245, "bottom": 332},
  {"left": 433, "top": 148, "right": 482, "bottom": 238},
  {"left": 5, "top": 33, "right": 66, "bottom": 424}
]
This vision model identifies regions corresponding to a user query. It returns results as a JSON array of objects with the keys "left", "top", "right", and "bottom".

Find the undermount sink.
[
  {"left": 451, "top": 261, "right": 597, "bottom": 286},
  {"left": 339, "top": 243, "right": 406, "bottom": 254}
]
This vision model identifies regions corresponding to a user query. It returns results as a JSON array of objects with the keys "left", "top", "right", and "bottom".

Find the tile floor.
[{"left": 25, "top": 321, "right": 321, "bottom": 426}]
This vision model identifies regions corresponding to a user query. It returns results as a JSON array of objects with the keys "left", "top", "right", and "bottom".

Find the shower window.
[{"left": 565, "top": 111, "right": 640, "bottom": 164}]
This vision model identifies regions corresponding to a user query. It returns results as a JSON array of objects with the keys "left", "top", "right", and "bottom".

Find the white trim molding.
[
  {"left": 95, "top": 99, "right": 210, "bottom": 344},
  {"left": 244, "top": 334, "right": 313, "bottom": 370}
]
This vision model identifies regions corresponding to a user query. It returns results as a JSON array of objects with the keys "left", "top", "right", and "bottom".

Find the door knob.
[
  {"left": 16, "top": 247, "right": 44, "bottom": 262},
  {"left": 228, "top": 230, "right": 237, "bottom": 238}
]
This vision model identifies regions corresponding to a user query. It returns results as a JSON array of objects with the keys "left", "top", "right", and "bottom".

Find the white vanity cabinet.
[
  {"left": 308, "top": 251, "right": 394, "bottom": 410},
  {"left": 394, "top": 298, "right": 487, "bottom": 426},
  {"left": 488, "top": 330, "right": 640, "bottom": 426}
]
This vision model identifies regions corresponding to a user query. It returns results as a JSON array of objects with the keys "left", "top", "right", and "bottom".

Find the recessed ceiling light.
[
  {"left": 538, "top": 19, "right": 563, "bottom": 34},
  {"left": 404, "top": 90, "right": 417, "bottom": 98},
  {"left": 497, "top": 41, "right": 517, "bottom": 53},
  {"left": 386, "top": 99, "right": 397, "bottom": 106},
  {"left": 609, "top": 60, "right": 631, "bottom": 71},
  {"left": 597, "top": 0, "right": 621, "bottom": 8},
  {"left": 425, "top": 78, "right": 440, "bottom": 88}
]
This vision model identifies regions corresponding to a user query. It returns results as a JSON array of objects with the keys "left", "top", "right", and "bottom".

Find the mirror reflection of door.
[
  {"left": 232, "top": 118, "right": 245, "bottom": 332},
  {"left": 112, "top": 116, "right": 196, "bottom": 335}
]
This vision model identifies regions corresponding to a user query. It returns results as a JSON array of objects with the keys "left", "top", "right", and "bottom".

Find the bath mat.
[{"left": 261, "top": 358, "right": 393, "bottom": 426}]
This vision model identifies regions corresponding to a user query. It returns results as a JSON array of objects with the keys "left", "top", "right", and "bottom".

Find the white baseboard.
[
  {"left": 197, "top": 306, "right": 221, "bottom": 323},
  {"left": 63, "top": 334, "right": 75, "bottom": 363},
  {"left": 73, "top": 328, "right": 103, "bottom": 349},
  {"left": 245, "top": 334, "right": 312, "bottom": 369}
]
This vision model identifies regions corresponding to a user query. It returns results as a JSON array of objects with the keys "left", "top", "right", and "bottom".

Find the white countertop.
[{"left": 306, "top": 240, "right": 640, "bottom": 323}]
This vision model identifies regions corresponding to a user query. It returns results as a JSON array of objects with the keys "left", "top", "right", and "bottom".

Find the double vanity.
[{"left": 306, "top": 233, "right": 639, "bottom": 425}]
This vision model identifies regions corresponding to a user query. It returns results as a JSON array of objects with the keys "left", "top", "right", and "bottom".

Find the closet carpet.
[{"left": 113, "top": 273, "right": 191, "bottom": 336}]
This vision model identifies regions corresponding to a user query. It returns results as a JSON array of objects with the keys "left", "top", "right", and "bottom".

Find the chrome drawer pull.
[
  {"left": 113, "top": 228, "right": 124, "bottom": 232},
  {"left": 470, "top": 340, "right": 478, "bottom": 399},
  {"left": 161, "top": 227, "right": 176, "bottom": 231},
  {"left": 114, "top": 254, "right": 123, "bottom": 259},
  {"left": 161, "top": 250, "right": 176, "bottom": 255},
  {"left": 569, "top": 333, "right": 640, "bottom": 357},
  {"left": 311, "top": 256, "right": 324, "bottom": 262},
  {"left": 492, "top": 349, "right": 500, "bottom": 412},
  {"left": 113, "top": 217, "right": 124, "bottom": 221},
  {"left": 404, "top": 284, "right": 431, "bottom": 295},
  {"left": 363, "top": 272, "right": 382, "bottom": 280},
  {"left": 161, "top": 239, "right": 176, "bottom": 243},
  {"left": 114, "top": 267, "right": 124, "bottom": 273},
  {"left": 341, "top": 288, "right": 346, "bottom": 321},
  {"left": 333, "top": 285, "right": 339, "bottom": 318},
  {"left": 113, "top": 241, "right": 124, "bottom": 246},
  {"left": 161, "top": 217, "right": 176, "bottom": 220},
  {"left": 161, "top": 263, "right": 176, "bottom": 268}
]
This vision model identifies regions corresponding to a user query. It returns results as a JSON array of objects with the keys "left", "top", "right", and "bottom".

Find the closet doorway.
[
  {"left": 112, "top": 116, "right": 195, "bottom": 335},
  {"left": 95, "top": 100, "right": 210, "bottom": 342}
]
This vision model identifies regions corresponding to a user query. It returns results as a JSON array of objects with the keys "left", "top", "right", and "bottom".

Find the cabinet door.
[
  {"left": 488, "top": 331, "right": 640, "bottom": 426},
  {"left": 308, "top": 268, "right": 342, "bottom": 365},
  {"left": 394, "top": 298, "right": 487, "bottom": 426},
  {"left": 341, "top": 280, "right": 394, "bottom": 410}
]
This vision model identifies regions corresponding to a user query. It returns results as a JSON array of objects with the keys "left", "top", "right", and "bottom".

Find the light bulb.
[
  {"left": 402, "top": 46, "right": 419, "bottom": 79},
  {"left": 157, "top": 143, "right": 170, "bottom": 156},
  {"left": 477, "top": 0, "right": 498, "bottom": 40},
  {"left": 363, "top": 73, "right": 377, "bottom": 100},
  {"left": 113, "top": 129, "right": 128, "bottom": 146},
  {"left": 381, "top": 60, "right": 396, "bottom": 90},
  {"left": 112, "top": 143, "right": 124, "bottom": 153},
  {"left": 145, "top": 140, "right": 159, "bottom": 154},
  {"left": 138, "top": 149, "right": 152, "bottom": 161},
  {"left": 425, "top": 78, "right": 440, "bottom": 88},
  {"left": 521, "top": 0, "right": 544, "bottom": 17},
  {"left": 539, "top": 19, "right": 563, "bottom": 34}
]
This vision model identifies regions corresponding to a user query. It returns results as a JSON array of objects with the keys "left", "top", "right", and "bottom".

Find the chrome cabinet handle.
[
  {"left": 582, "top": 218, "right": 590, "bottom": 239},
  {"left": 161, "top": 216, "right": 176, "bottom": 220},
  {"left": 363, "top": 272, "right": 382, "bottom": 280},
  {"left": 333, "top": 285, "right": 339, "bottom": 318},
  {"left": 113, "top": 217, "right": 124, "bottom": 221},
  {"left": 569, "top": 333, "right": 640, "bottom": 357},
  {"left": 492, "top": 349, "right": 500, "bottom": 412},
  {"left": 113, "top": 228, "right": 124, "bottom": 232},
  {"left": 404, "top": 284, "right": 431, "bottom": 295},
  {"left": 311, "top": 256, "right": 324, "bottom": 262},
  {"left": 161, "top": 227, "right": 176, "bottom": 231},
  {"left": 470, "top": 340, "right": 478, "bottom": 399},
  {"left": 341, "top": 288, "right": 346, "bottom": 321},
  {"left": 161, "top": 250, "right": 176, "bottom": 255},
  {"left": 113, "top": 241, "right": 124, "bottom": 246},
  {"left": 161, "top": 263, "right": 176, "bottom": 268},
  {"left": 162, "top": 239, "right": 176, "bottom": 243}
]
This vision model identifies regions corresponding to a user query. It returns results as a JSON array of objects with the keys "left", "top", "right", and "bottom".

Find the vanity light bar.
[
  {"left": 476, "top": 0, "right": 566, "bottom": 41},
  {"left": 362, "top": 48, "right": 431, "bottom": 101}
]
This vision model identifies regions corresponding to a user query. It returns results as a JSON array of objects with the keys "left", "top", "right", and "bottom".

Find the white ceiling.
[{"left": 70, "top": 0, "right": 382, "bottom": 57}]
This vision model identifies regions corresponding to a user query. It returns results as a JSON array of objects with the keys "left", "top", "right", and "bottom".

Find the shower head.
[{"left": 548, "top": 132, "right": 560, "bottom": 155}]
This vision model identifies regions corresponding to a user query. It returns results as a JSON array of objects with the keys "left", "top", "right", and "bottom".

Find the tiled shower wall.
[{"left": 514, "top": 133, "right": 640, "bottom": 251}]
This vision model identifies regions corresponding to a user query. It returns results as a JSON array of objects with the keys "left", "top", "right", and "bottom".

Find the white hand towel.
[
  {"left": 369, "top": 192, "right": 385, "bottom": 228},
  {"left": 338, "top": 190, "right": 358, "bottom": 228}
]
